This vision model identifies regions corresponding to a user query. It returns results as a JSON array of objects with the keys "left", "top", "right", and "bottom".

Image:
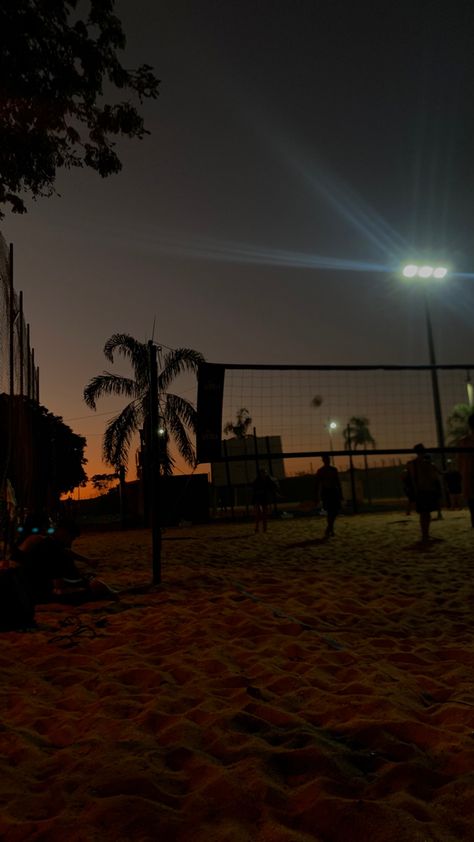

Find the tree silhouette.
[
  {"left": 84, "top": 333, "right": 204, "bottom": 479},
  {"left": 224, "top": 408, "right": 253, "bottom": 439},
  {"left": 344, "top": 416, "right": 376, "bottom": 453},
  {"left": 344, "top": 416, "right": 376, "bottom": 503},
  {"left": 0, "top": 1, "right": 159, "bottom": 218}
]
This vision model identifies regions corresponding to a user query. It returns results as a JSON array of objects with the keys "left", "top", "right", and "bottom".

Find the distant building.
[{"left": 211, "top": 435, "right": 285, "bottom": 487}]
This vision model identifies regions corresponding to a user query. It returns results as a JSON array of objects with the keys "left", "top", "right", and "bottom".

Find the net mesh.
[
  {"left": 221, "top": 366, "right": 471, "bottom": 456},
  {"left": 197, "top": 363, "right": 474, "bottom": 484}
]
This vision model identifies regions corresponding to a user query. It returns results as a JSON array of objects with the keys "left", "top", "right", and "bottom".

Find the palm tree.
[
  {"left": 344, "top": 416, "right": 376, "bottom": 503},
  {"left": 344, "top": 416, "right": 376, "bottom": 452},
  {"left": 224, "top": 407, "right": 252, "bottom": 439},
  {"left": 83, "top": 334, "right": 205, "bottom": 483}
]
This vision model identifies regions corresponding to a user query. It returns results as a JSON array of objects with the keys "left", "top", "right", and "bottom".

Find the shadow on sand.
[
  {"left": 404, "top": 537, "right": 445, "bottom": 552},
  {"left": 284, "top": 537, "right": 331, "bottom": 549}
]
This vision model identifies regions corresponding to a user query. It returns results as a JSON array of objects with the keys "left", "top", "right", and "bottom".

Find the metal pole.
[
  {"left": 148, "top": 340, "right": 161, "bottom": 584},
  {"left": 19, "top": 292, "right": 24, "bottom": 397},
  {"left": 253, "top": 426, "right": 260, "bottom": 473},
  {"left": 423, "top": 289, "right": 446, "bottom": 468},
  {"left": 328, "top": 419, "right": 334, "bottom": 465},
  {"left": 223, "top": 438, "right": 234, "bottom": 519},
  {"left": 346, "top": 423, "right": 358, "bottom": 513},
  {"left": 26, "top": 325, "right": 31, "bottom": 399},
  {"left": 8, "top": 244, "right": 14, "bottom": 399}
]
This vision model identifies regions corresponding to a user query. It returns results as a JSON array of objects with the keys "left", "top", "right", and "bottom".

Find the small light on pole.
[{"left": 328, "top": 420, "right": 337, "bottom": 463}]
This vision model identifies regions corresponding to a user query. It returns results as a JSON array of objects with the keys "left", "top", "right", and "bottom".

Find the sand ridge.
[{"left": 0, "top": 511, "right": 473, "bottom": 840}]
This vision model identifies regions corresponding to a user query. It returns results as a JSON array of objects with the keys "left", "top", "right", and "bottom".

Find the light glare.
[{"left": 402, "top": 263, "right": 449, "bottom": 280}]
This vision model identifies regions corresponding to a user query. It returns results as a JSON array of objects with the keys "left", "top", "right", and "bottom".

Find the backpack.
[{"left": 0, "top": 568, "right": 36, "bottom": 631}]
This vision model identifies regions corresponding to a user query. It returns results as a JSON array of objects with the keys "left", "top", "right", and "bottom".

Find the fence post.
[{"left": 223, "top": 438, "right": 234, "bottom": 519}]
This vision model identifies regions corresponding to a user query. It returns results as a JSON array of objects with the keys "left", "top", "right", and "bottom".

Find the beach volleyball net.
[{"left": 196, "top": 362, "right": 474, "bottom": 484}]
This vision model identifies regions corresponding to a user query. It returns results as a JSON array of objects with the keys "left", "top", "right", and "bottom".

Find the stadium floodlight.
[{"left": 402, "top": 264, "right": 449, "bottom": 280}]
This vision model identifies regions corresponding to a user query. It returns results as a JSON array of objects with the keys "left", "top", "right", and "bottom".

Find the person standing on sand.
[
  {"left": 458, "top": 413, "right": 474, "bottom": 526},
  {"left": 315, "top": 453, "right": 343, "bottom": 538},
  {"left": 406, "top": 443, "right": 442, "bottom": 543},
  {"left": 252, "top": 468, "right": 277, "bottom": 533}
]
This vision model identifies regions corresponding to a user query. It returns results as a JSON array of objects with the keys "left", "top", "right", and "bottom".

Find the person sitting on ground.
[
  {"left": 315, "top": 453, "right": 343, "bottom": 538},
  {"left": 406, "top": 443, "right": 442, "bottom": 543},
  {"left": 14, "top": 515, "right": 117, "bottom": 604}
]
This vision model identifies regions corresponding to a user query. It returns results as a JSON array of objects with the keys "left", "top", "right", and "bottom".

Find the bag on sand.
[{"left": 0, "top": 568, "right": 35, "bottom": 630}]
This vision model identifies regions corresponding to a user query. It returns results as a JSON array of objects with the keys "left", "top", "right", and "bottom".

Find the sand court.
[{"left": 1, "top": 511, "right": 474, "bottom": 840}]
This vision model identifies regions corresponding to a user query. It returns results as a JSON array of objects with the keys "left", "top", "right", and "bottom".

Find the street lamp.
[
  {"left": 327, "top": 419, "right": 337, "bottom": 463},
  {"left": 401, "top": 263, "right": 448, "bottom": 465}
]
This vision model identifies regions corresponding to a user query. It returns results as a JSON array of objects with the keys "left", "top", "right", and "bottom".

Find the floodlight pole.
[
  {"left": 423, "top": 289, "right": 446, "bottom": 470},
  {"left": 148, "top": 340, "right": 162, "bottom": 585}
]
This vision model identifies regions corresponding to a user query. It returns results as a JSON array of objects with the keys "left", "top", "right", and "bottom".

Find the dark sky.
[{"left": 3, "top": 0, "right": 474, "bottom": 483}]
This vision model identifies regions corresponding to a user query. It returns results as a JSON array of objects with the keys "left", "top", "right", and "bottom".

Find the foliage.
[
  {"left": 35, "top": 403, "right": 88, "bottom": 494},
  {"left": 343, "top": 415, "right": 376, "bottom": 504},
  {"left": 224, "top": 408, "right": 252, "bottom": 439},
  {"left": 0, "top": 0, "right": 159, "bottom": 218},
  {"left": 83, "top": 333, "right": 205, "bottom": 476},
  {"left": 343, "top": 416, "right": 376, "bottom": 450},
  {"left": 91, "top": 472, "right": 118, "bottom": 494},
  {"left": 446, "top": 403, "right": 473, "bottom": 445}
]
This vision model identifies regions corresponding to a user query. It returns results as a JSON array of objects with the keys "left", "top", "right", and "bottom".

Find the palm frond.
[
  {"left": 160, "top": 444, "right": 175, "bottom": 477},
  {"left": 163, "top": 393, "right": 198, "bottom": 430},
  {"left": 159, "top": 348, "right": 205, "bottom": 392},
  {"left": 83, "top": 372, "right": 138, "bottom": 409},
  {"left": 103, "top": 334, "right": 150, "bottom": 387},
  {"left": 163, "top": 394, "right": 197, "bottom": 466},
  {"left": 103, "top": 401, "right": 142, "bottom": 468}
]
